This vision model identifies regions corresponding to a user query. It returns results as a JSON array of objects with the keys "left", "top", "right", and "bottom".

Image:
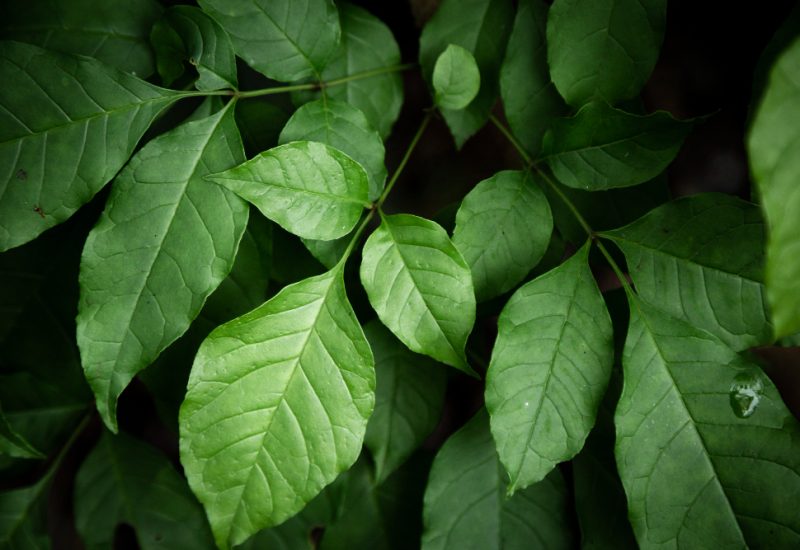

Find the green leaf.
[
  {"left": 151, "top": 5, "right": 238, "bottom": 91},
  {"left": 77, "top": 103, "right": 248, "bottom": 432},
  {"left": 419, "top": 0, "right": 515, "bottom": 147},
  {"left": 196, "top": 0, "right": 340, "bottom": 82},
  {"left": 235, "top": 99, "right": 292, "bottom": 158},
  {"left": 452, "top": 170, "right": 553, "bottom": 302},
  {"left": 0, "top": 403, "right": 43, "bottom": 459},
  {"left": 422, "top": 409, "right": 574, "bottom": 550},
  {"left": 279, "top": 99, "right": 386, "bottom": 201},
  {"left": 433, "top": 44, "right": 481, "bottom": 111},
  {"left": 360, "top": 214, "right": 477, "bottom": 375},
  {"left": 616, "top": 296, "right": 800, "bottom": 548},
  {"left": 363, "top": 321, "right": 447, "bottom": 484},
  {"left": 0, "top": 41, "right": 181, "bottom": 251},
  {"left": 541, "top": 102, "right": 693, "bottom": 191},
  {"left": 179, "top": 266, "right": 375, "bottom": 549},
  {"left": 74, "top": 432, "right": 214, "bottom": 549},
  {"left": 485, "top": 244, "right": 613, "bottom": 493},
  {"left": 294, "top": 3, "right": 404, "bottom": 139},
  {"left": 602, "top": 193, "right": 771, "bottom": 350},
  {"left": 499, "top": 0, "right": 567, "bottom": 156},
  {"left": 0, "top": 471, "right": 52, "bottom": 548},
  {"left": 0, "top": 0, "right": 163, "bottom": 78},
  {"left": 301, "top": 234, "right": 350, "bottom": 270},
  {"left": 546, "top": 0, "right": 666, "bottom": 106},
  {"left": 206, "top": 141, "right": 369, "bottom": 241}
]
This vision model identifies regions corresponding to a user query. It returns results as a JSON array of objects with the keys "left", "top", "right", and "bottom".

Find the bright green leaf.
[
  {"left": 452, "top": 170, "right": 553, "bottom": 301},
  {"left": 0, "top": 403, "right": 43, "bottom": 459},
  {"left": 0, "top": 41, "right": 181, "bottom": 251},
  {"left": 360, "top": 214, "right": 477, "bottom": 375},
  {"left": 499, "top": 0, "right": 566, "bottom": 156},
  {"left": 422, "top": 409, "right": 574, "bottom": 550},
  {"left": 433, "top": 44, "right": 481, "bottom": 110},
  {"left": 206, "top": 141, "right": 369, "bottom": 241},
  {"left": 602, "top": 193, "right": 771, "bottom": 350},
  {"left": 74, "top": 432, "right": 214, "bottom": 549},
  {"left": 0, "top": 0, "right": 162, "bottom": 78},
  {"left": 486, "top": 244, "right": 613, "bottom": 493},
  {"left": 364, "top": 321, "right": 447, "bottom": 484},
  {"left": 546, "top": 0, "right": 666, "bottom": 106},
  {"left": 541, "top": 102, "right": 693, "bottom": 191},
  {"left": 196, "top": 0, "right": 340, "bottom": 82},
  {"left": 179, "top": 266, "right": 375, "bottom": 549},
  {"left": 77, "top": 103, "right": 248, "bottom": 432},
  {"left": 0, "top": 471, "right": 52, "bottom": 548},
  {"left": 419, "top": 0, "right": 515, "bottom": 147},
  {"left": 151, "top": 5, "right": 238, "bottom": 90},
  {"left": 279, "top": 99, "right": 387, "bottom": 201},
  {"left": 616, "top": 296, "right": 800, "bottom": 548}
]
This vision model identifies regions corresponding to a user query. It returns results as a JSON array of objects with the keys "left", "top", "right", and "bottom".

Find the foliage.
[{"left": 1, "top": 0, "right": 799, "bottom": 548}]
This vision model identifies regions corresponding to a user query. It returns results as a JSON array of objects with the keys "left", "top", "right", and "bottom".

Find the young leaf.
[
  {"left": 0, "top": 471, "right": 52, "bottom": 548},
  {"left": 422, "top": 409, "right": 574, "bottom": 549},
  {"left": 151, "top": 5, "right": 238, "bottom": 90},
  {"left": 602, "top": 193, "right": 771, "bottom": 350},
  {"left": 364, "top": 321, "right": 447, "bottom": 484},
  {"left": 77, "top": 103, "right": 248, "bottom": 432},
  {"left": 433, "top": 44, "right": 481, "bottom": 111},
  {"left": 74, "top": 432, "right": 214, "bottom": 548},
  {"left": 360, "top": 214, "right": 477, "bottom": 375},
  {"left": 616, "top": 296, "right": 800, "bottom": 548},
  {"left": 295, "top": 3, "right": 404, "bottom": 139},
  {"left": 499, "top": 0, "right": 567, "bottom": 156},
  {"left": 0, "top": 41, "right": 181, "bottom": 252},
  {"left": 546, "top": 0, "right": 666, "bottom": 106},
  {"left": 541, "top": 102, "right": 693, "bottom": 191},
  {"left": 179, "top": 266, "right": 375, "bottom": 549},
  {"left": 0, "top": 0, "right": 163, "bottom": 78},
  {"left": 0, "top": 403, "right": 43, "bottom": 459},
  {"left": 485, "top": 244, "right": 613, "bottom": 493},
  {"left": 279, "top": 99, "right": 387, "bottom": 201},
  {"left": 196, "top": 0, "right": 340, "bottom": 82},
  {"left": 452, "top": 170, "right": 553, "bottom": 302},
  {"left": 419, "top": 0, "right": 515, "bottom": 147},
  {"left": 206, "top": 141, "right": 370, "bottom": 241}
]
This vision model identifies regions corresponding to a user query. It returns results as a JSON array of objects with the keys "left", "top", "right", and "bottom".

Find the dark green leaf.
[
  {"left": 616, "top": 296, "right": 800, "bottom": 547},
  {"left": 0, "top": 41, "right": 181, "bottom": 251},
  {"left": 74, "top": 432, "right": 214, "bottom": 549},
  {"left": 546, "top": 0, "right": 666, "bottom": 106},
  {"left": 602, "top": 193, "right": 771, "bottom": 350},
  {"left": 235, "top": 99, "right": 292, "bottom": 158},
  {"left": 0, "top": 0, "right": 162, "bottom": 78},
  {"left": 301, "top": 234, "right": 350, "bottom": 270},
  {"left": 433, "top": 45, "right": 481, "bottom": 111},
  {"left": 0, "top": 403, "right": 43, "bottom": 459},
  {"left": 422, "top": 409, "right": 574, "bottom": 549},
  {"left": 77, "top": 103, "right": 248, "bottom": 432},
  {"left": 364, "top": 321, "right": 447, "bottom": 484},
  {"left": 419, "top": 0, "right": 514, "bottom": 147},
  {"left": 360, "top": 214, "right": 477, "bottom": 375},
  {"left": 179, "top": 266, "right": 375, "bottom": 549},
  {"left": 151, "top": 5, "right": 238, "bottom": 90},
  {"left": 486, "top": 244, "right": 613, "bottom": 493},
  {"left": 541, "top": 102, "right": 693, "bottom": 191},
  {"left": 499, "top": 0, "right": 566, "bottom": 156},
  {"left": 196, "top": 0, "right": 340, "bottom": 82},
  {"left": 207, "top": 141, "right": 370, "bottom": 241},
  {"left": 452, "top": 170, "right": 553, "bottom": 302},
  {"left": 0, "top": 471, "right": 52, "bottom": 548}
]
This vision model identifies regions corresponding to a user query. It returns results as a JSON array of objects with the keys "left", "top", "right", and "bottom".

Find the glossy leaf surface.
[{"left": 433, "top": 44, "right": 481, "bottom": 110}]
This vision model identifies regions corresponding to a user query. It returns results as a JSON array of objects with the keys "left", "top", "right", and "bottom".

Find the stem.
[
  {"left": 488, "top": 113, "right": 532, "bottom": 166},
  {"left": 339, "top": 210, "right": 375, "bottom": 265},
  {"left": 376, "top": 110, "right": 434, "bottom": 209}
]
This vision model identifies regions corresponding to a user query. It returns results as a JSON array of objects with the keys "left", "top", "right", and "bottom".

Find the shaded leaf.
[
  {"left": 360, "top": 214, "right": 476, "bottom": 375},
  {"left": 207, "top": 141, "right": 369, "bottom": 241},
  {"left": 433, "top": 44, "right": 481, "bottom": 111},
  {"left": 0, "top": 471, "right": 52, "bottom": 548},
  {"left": 0, "top": 403, "right": 43, "bottom": 459}
]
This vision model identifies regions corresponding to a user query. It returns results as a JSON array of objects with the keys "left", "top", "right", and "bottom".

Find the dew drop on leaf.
[{"left": 729, "top": 370, "right": 764, "bottom": 418}]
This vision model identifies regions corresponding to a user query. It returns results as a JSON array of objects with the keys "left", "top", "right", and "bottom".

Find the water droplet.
[
  {"left": 729, "top": 370, "right": 764, "bottom": 418},
  {"left": 524, "top": 401, "right": 530, "bottom": 408}
]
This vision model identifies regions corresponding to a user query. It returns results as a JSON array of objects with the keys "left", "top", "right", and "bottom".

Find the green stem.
[
  {"left": 339, "top": 210, "right": 375, "bottom": 265},
  {"left": 488, "top": 113, "right": 532, "bottom": 166},
  {"left": 376, "top": 110, "right": 434, "bottom": 209}
]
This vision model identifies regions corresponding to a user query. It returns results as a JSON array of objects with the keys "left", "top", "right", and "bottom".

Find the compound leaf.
[
  {"left": 207, "top": 141, "right": 369, "bottom": 241},
  {"left": 433, "top": 44, "right": 481, "bottom": 111},
  {"left": 179, "top": 266, "right": 375, "bottom": 549},
  {"left": 0, "top": 41, "right": 181, "bottom": 251},
  {"left": 360, "top": 214, "right": 476, "bottom": 375}
]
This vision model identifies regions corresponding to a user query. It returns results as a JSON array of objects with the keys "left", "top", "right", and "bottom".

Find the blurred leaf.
[{"left": 0, "top": 470, "right": 53, "bottom": 548}]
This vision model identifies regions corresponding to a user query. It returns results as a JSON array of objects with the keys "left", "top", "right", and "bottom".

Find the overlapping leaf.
[
  {"left": 433, "top": 45, "right": 481, "bottom": 111},
  {"left": 360, "top": 214, "right": 476, "bottom": 375},
  {"left": 0, "top": 403, "right": 43, "bottom": 459},
  {"left": 77, "top": 103, "right": 248, "bottom": 432},
  {"left": 0, "top": 41, "right": 182, "bottom": 251},
  {"left": 602, "top": 193, "right": 771, "bottom": 350},
  {"left": 180, "top": 266, "right": 375, "bottom": 549},
  {"left": 616, "top": 296, "right": 800, "bottom": 548},
  {"left": 207, "top": 141, "right": 369, "bottom": 241},
  {"left": 452, "top": 170, "right": 553, "bottom": 301}
]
